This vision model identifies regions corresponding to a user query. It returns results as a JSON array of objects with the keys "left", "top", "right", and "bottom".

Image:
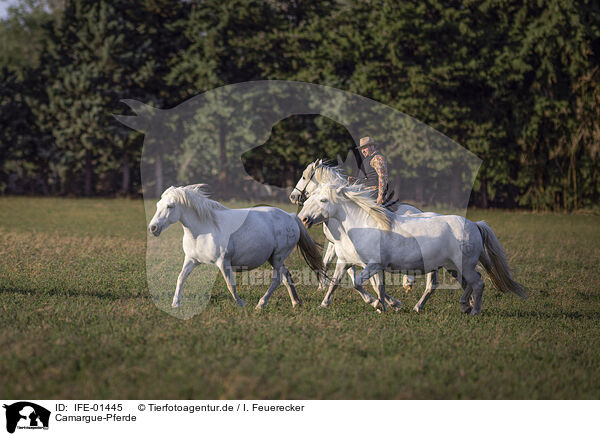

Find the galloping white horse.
[
  {"left": 148, "top": 184, "right": 325, "bottom": 309},
  {"left": 290, "top": 161, "right": 406, "bottom": 310},
  {"left": 298, "top": 183, "right": 527, "bottom": 314},
  {"left": 290, "top": 160, "right": 439, "bottom": 311}
]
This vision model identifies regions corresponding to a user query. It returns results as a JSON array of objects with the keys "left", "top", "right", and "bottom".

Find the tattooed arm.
[{"left": 370, "top": 154, "right": 388, "bottom": 204}]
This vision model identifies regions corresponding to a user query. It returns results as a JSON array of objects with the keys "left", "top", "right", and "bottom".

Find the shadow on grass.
[
  {"left": 576, "top": 292, "right": 600, "bottom": 301},
  {"left": 1, "top": 286, "right": 149, "bottom": 301},
  {"left": 493, "top": 308, "right": 600, "bottom": 320}
]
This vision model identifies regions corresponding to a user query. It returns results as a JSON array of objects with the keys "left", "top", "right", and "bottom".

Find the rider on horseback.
[{"left": 356, "top": 136, "right": 394, "bottom": 207}]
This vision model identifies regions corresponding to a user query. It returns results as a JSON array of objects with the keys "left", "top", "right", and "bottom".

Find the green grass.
[{"left": 1, "top": 197, "right": 599, "bottom": 399}]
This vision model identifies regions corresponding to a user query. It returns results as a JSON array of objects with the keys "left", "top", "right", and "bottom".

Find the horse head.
[
  {"left": 148, "top": 186, "right": 182, "bottom": 236},
  {"left": 298, "top": 184, "right": 344, "bottom": 228}
]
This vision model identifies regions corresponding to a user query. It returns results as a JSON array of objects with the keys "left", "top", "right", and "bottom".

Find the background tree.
[{"left": 0, "top": 0, "right": 598, "bottom": 209}]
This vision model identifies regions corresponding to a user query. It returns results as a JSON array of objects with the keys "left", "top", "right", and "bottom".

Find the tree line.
[{"left": 0, "top": 0, "right": 598, "bottom": 210}]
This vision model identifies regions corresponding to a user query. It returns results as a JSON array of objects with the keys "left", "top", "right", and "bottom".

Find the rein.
[{"left": 295, "top": 166, "right": 316, "bottom": 214}]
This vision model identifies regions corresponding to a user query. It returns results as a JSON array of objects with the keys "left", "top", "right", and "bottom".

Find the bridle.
[{"left": 295, "top": 166, "right": 316, "bottom": 214}]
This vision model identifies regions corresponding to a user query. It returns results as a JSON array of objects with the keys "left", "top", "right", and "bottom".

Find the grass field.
[{"left": 1, "top": 197, "right": 599, "bottom": 399}]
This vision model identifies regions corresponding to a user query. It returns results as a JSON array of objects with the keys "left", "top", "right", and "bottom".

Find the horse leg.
[
  {"left": 218, "top": 261, "right": 246, "bottom": 307},
  {"left": 356, "top": 266, "right": 383, "bottom": 296},
  {"left": 450, "top": 270, "right": 473, "bottom": 314},
  {"left": 318, "top": 242, "right": 336, "bottom": 291},
  {"left": 402, "top": 274, "right": 415, "bottom": 292},
  {"left": 413, "top": 270, "right": 439, "bottom": 312},
  {"left": 172, "top": 256, "right": 196, "bottom": 308},
  {"left": 355, "top": 263, "right": 385, "bottom": 312},
  {"left": 464, "top": 268, "right": 484, "bottom": 315},
  {"left": 351, "top": 266, "right": 378, "bottom": 299},
  {"left": 345, "top": 266, "right": 378, "bottom": 305},
  {"left": 368, "top": 274, "right": 379, "bottom": 294},
  {"left": 321, "top": 262, "right": 350, "bottom": 307},
  {"left": 281, "top": 264, "right": 301, "bottom": 307},
  {"left": 256, "top": 267, "right": 283, "bottom": 310},
  {"left": 371, "top": 272, "right": 401, "bottom": 311},
  {"left": 460, "top": 285, "right": 473, "bottom": 314},
  {"left": 347, "top": 265, "right": 358, "bottom": 286},
  {"left": 458, "top": 275, "right": 474, "bottom": 314}
]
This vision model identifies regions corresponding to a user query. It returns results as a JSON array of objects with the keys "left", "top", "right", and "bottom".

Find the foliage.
[{"left": 0, "top": 0, "right": 598, "bottom": 209}]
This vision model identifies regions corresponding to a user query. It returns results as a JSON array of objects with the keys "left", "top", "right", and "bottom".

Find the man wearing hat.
[{"left": 356, "top": 136, "right": 389, "bottom": 205}]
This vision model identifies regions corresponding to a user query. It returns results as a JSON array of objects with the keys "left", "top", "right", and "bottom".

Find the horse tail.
[
  {"left": 476, "top": 221, "right": 528, "bottom": 299},
  {"left": 294, "top": 216, "right": 328, "bottom": 282}
]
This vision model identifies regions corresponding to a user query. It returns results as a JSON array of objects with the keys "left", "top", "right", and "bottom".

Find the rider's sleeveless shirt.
[{"left": 358, "top": 151, "right": 384, "bottom": 191}]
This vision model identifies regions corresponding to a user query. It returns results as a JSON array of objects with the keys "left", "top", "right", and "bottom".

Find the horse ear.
[
  {"left": 159, "top": 186, "right": 175, "bottom": 197},
  {"left": 335, "top": 186, "right": 344, "bottom": 194}
]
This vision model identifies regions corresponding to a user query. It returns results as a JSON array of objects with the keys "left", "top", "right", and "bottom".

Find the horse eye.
[
  {"left": 320, "top": 198, "right": 328, "bottom": 203},
  {"left": 167, "top": 204, "right": 174, "bottom": 209}
]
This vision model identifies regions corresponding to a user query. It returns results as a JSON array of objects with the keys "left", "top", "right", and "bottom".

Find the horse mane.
[
  {"left": 311, "top": 160, "right": 347, "bottom": 188},
  {"left": 310, "top": 161, "right": 391, "bottom": 231},
  {"left": 326, "top": 184, "right": 392, "bottom": 232},
  {"left": 162, "top": 184, "right": 227, "bottom": 226}
]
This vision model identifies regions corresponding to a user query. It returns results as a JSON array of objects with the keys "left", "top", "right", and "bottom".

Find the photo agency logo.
[
  {"left": 116, "top": 81, "right": 481, "bottom": 319},
  {"left": 3, "top": 402, "right": 50, "bottom": 433}
]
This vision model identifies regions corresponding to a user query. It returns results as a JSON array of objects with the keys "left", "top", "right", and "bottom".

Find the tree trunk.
[
  {"left": 480, "top": 176, "right": 488, "bottom": 208},
  {"left": 450, "top": 172, "right": 461, "bottom": 208},
  {"left": 84, "top": 149, "right": 93, "bottom": 197},
  {"left": 51, "top": 169, "right": 58, "bottom": 195},
  {"left": 154, "top": 144, "right": 163, "bottom": 198},
  {"left": 415, "top": 179, "right": 423, "bottom": 204},
  {"left": 122, "top": 151, "right": 130, "bottom": 196},
  {"left": 218, "top": 119, "right": 228, "bottom": 195}
]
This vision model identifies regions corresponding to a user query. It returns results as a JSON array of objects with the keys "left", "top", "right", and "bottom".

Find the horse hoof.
[
  {"left": 320, "top": 303, "right": 329, "bottom": 309},
  {"left": 413, "top": 305, "right": 420, "bottom": 312},
  {"left": 171, "top": 302, "right": 180, "bottom": 308},
  {"left": 388, "top": 298, "right": 402, "bottom": 308},
  {"left": 238, "top": 299, "right": 247, "bottom": 307},
  {"left": 403, "top": 285, "right": 412, "bottom": 293}
]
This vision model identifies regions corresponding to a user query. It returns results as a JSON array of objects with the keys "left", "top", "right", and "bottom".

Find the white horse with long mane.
[
  {"left": 298, "top": 182, "right": 527, "bottom": 314},
  {"left": 290, "top": 160, "right": 439, "bottom": 311},
  {"left": 148, "top": 184, "right": 325, "bottom": 309}
]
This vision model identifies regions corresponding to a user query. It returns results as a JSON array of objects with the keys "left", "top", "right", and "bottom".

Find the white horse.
[
  {"left": 290, "top": 160, "right": 439, "bottom": 311},
  {"left": 148, "top": 184, "right": 325, "bottom": 310},
  {"left": 298, "top": 183, "right": 527, "bottom": 314}
]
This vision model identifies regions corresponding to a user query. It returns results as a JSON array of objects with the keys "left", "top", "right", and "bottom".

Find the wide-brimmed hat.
[{"left": 358, "top": 136, "right": 377, "bottom": 149}]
